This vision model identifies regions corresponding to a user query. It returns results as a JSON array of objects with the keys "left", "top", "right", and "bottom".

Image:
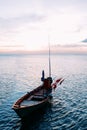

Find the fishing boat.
[
  {"left": 12, "top": 74, "right": 54, "bottom": 118},
  {"left": 12, "top": 73, "right": 63, "bottom": 118},
  {"left": 12, "top": 42, "right": 64, "bottom": 118}
]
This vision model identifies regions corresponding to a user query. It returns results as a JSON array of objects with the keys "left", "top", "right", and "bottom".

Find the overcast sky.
[{"left": 0, "top": 0, "right": 87, "bottom": 52}]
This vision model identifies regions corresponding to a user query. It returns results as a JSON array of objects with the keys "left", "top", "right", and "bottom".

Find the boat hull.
[{"left": 13, "top": 96, "right": 51, "bottom": 118}]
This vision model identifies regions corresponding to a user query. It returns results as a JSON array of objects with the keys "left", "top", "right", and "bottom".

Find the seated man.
[{"left": 42, "top": 77, "right": 53, "bottom": 96}]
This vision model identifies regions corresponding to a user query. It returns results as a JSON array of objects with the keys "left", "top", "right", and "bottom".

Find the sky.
[{"left": 0, "top": 0, "right": 87, "bottom": 54}]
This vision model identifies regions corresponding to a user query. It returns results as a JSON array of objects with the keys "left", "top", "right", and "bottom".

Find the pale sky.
[{"left": 0, "top": 0, "right": 87, "bottom": 53}]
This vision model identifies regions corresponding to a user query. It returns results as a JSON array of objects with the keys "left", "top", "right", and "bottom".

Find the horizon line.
[{"left": 0, "top": 50, "right": 87, "bottom": 55}]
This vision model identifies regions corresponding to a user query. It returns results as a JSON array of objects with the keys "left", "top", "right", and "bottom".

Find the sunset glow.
[{"left": 0, "top": 0, "right": 87, "bottom": 54}]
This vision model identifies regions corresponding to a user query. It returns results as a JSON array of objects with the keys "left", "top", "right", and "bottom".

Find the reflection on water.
[{"left": 0, "top": 54, "right": 87, "bottom": 130}]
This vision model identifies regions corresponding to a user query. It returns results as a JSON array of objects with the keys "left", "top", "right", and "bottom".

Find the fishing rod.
[
  {"left": 48, "top": 37, "right": 51, "bottom": 78},
  {"left": 41, "top": 36, "right": 51, "bottom": 81}
]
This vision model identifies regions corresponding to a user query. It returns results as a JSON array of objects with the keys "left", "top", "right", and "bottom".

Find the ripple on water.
[{"left": 0, "top": 55, "right": 87, "bottom": 130}]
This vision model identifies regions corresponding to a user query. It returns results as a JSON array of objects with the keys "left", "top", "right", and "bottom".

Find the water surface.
[{"left": 0, "top": 54, "right": 87, "bottom": 130}]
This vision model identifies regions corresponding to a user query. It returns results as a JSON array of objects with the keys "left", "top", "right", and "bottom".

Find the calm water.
[{"left": 0, "top": 54, "right": 87, "bottom": 130}]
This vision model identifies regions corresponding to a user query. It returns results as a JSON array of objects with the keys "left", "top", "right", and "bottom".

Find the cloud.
[
  {"left": 82, "top": 38, "right": 87, "bottom": 43},
  {"left": 0, "top": 0, "right": 87, "bottom": 53},
  {"left": 49, "top": 43, "right": 87, "bottom": 54},
  {"left": 0, "top": 13, "right": 46, "bottom": 31},
  {"left": 0, "top": 45, "right": 24, "bottom": 48},
  {"left": 52, "top": 42, "right": 87, "bottom": 48}
]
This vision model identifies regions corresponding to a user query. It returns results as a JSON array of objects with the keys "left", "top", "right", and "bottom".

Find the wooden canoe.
[{"left": 12, "top": 79, "right": 52, "bottom": 118}]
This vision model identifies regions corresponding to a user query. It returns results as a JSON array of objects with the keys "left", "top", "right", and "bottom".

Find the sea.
[{"left": 0, "top": 54, "right": 87, "bottom": 130}]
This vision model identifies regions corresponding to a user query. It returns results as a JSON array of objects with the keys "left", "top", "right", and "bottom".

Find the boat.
[
  {"left": 12, "top": 72, "right": 64, "bottom": 118},
  {"left": 12, "top": 42, "right": 64, "bottom": 118},
  {"left": 12, "top": 75, "right": 54, "bottom": 118}
]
